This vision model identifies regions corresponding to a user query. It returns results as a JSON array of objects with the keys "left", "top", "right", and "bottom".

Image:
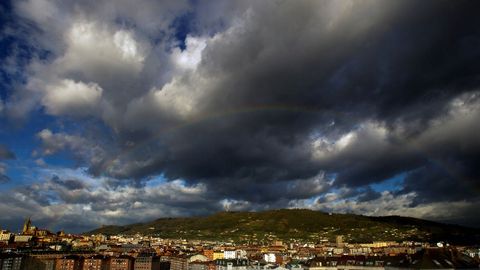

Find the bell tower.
[{"left": 22, "top": 217, "right": 32, "bottom": 234}]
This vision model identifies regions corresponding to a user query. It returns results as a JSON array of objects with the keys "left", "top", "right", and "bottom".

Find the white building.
[
  {"left": 263, "top": 254, "right": 276, "bottom": 264},
  {"left": 216, "top": 259, "right": 249, "bottom": 270},
  {"left": 13, "top": 235, "right": 32, "bottom": 243},
  {"left": 224, "top": 251, "right": 236, "bottom": 260},
  {"left": 0, "top": 231, "right": 12, "bottom": 244},
  {"left": 236, "top": 250, "right": 247, "bottom": 259}
]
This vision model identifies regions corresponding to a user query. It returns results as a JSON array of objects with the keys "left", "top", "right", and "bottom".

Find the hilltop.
[{"left": 86, "top": 209, "right": 480, "bottom": 245}]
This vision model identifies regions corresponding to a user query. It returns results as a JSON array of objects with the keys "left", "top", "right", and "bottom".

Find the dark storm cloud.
[
  {"left": 5, "top": 0, "right": 480, "bottom": 229},
  {"left": 401, "top": 160, "right": 480, "bottom": 206},
  {"left": 49, "top": 1, "right": 480, "bottom": 201},
  {"left": 204, "top": 173, "right": 330, "bottom": 204},
  {"left": 102, "top": 0, "right": 480, "bottom": 198},
  {"left": 96, "top": 0, "right": 394, "bottom": 182}
]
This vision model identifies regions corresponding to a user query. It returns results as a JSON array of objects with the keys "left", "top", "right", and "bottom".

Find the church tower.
[{"left": 22, "top": 217, "right": 32, "bottom": 234}]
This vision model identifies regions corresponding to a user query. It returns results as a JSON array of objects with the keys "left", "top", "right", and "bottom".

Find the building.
[
  {"left": 286, "top": 263, "right": 303, "bottom": 270},
  {"left": 0, "top": 253, "right": 24, "bottom": 270},
  {"left": 304, "top": 255, "right": 386, "bottom": 270},
  {"left": 272, "top": 241, "right": 283, "bottom": 247},
  {"left": 56, "top": 255, "right": 83, "bottom": 270},
  {"left": 134, "top": 255, "right": 160, "bottom": 270},
  {"left": 212, "top": 252, "right": 224, "bottom": 261},
  {"left": 386, "top": 248, "right": 480, "bottom": 269},
  {"left": 0, "top": 230, "right": 13, "bottom": 245},
  {"left": 21, "top": 217, "right": 55, "bottom": 238},
  {"left": 13, "top": 235, "right": 33, "bottom": 244},
  {"left": 0, "top": 254, "right": 46, "bottom": 270},
  {"left": 43, "top": 259, "right": 57, "bottom": 270},
  {"left": 83, "top": 255, "right": 107, "bottom": 270},
  {"left": 220, "top": 250, "right": 246, "bottom": 260},
  {"left": 335, "top": 236, "right": 344, "bottom": 248},
  {"left": 359, "top": 242, "right": 397, "bottom": 249},
  {"left": 29, "top": 252, "right": 67, "bottom": 270},
  {"left": 223, "top": 251, "right": 236, "bottom": 260},
  {"left": 168, "top": 256, "right": 189, "bottom": 270},
  {"left": 107, "top": 256, "right": 134, "bottom": 270},
  {"left": 189, "top": 261, "right": 216, "bottom": 270},
  {"left": 22, "top": 217, "right": 35, "bottom": 235},
  {"left": 234, "top": 251, "right": 247, "bottom": 260},
  {"left": 159, "top": 261, "right": 171, "bottom": 270},
  {"left": 203, "top": 250, "right": 214, "bottom": 261},
  {"left": 263, "top": 254, "right": 276, "bottom": 264},
  {"left": 215, "top": 259, "right": 248, "bottom": 270}
]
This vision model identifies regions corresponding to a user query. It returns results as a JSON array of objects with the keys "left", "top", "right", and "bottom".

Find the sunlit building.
[
  {"left": 56, "top": 255, "right": 83, "bottom": 270},
  {"left": 108, "top": 255, "right": 134, "bottom": 270}
]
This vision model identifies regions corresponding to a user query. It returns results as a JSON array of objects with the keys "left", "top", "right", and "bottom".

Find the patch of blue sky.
[
  {"left": 145, "top": 173, "right": 168, "bottom": 188},
  {"left": 371, "top": 172, "right": 407, "bottom": 193},
  {"left": 170, "top": 11, "right": 194, "bottom": 50},
  {"left": 1, "top": 113, "right": 58, "bottom": 157}
]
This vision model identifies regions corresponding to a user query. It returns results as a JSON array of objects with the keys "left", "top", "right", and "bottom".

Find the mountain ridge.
[{"left": 86, "top": 209, "right": 480, "bottom": 245}]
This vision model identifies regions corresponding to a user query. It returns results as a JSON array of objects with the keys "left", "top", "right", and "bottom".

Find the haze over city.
[{"left": 1, "top": 0, "right": 480, "bottom": 235}]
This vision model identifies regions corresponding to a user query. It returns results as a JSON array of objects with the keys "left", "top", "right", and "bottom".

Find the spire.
[{"left": 22, "top": 217, "right": 32, "bottom": 234}]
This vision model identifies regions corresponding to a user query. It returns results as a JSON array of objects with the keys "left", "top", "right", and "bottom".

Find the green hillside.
[{"left": 86, "top": 209, "right": 480, "bottom": 245}]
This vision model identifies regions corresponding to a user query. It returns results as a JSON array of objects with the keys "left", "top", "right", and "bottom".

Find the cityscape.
[
  {"left": 0, "top": 213, "right": 479, "bottom": 270},
  {"left": 1, "top": 0, "right": 480, "bottom": 269}
]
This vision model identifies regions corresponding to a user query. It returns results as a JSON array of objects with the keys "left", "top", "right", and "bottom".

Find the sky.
[{"left": 1, "top": 0, "right": 480, "bottom": 233}]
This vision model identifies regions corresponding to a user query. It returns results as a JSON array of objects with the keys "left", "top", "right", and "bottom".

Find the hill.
[{"left": 85, "top": 209, "right": 480, "bottom": 245}]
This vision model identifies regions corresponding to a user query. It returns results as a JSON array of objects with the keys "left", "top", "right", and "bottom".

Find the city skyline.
[{"left": 1, "top": 0, "right": 480, "bottom": 233}]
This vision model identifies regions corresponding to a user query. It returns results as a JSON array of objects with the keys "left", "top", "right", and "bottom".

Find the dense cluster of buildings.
[{"left": 0, "top": 219, "right": 479, "bottom": 270}]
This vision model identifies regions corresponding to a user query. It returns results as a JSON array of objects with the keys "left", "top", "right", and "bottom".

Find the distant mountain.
[{"left": 85, "top": 209, "right": 480, "bottom": 245}]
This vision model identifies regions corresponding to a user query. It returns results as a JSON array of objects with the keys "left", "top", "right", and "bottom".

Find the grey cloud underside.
[{"left": 3, "top": 0, "right": 480, "bottom": 229}]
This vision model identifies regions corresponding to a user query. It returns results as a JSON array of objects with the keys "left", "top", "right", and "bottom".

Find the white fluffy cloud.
[
  {"left": 311, "top": 121, "right": 389, "bottom": 161},
  {"left": 8, "top": 1, "right": 177, "bottom": 121},
  {"left": 171, "top": 36, "right": 207, "bottom": 70},
  {"left": 61, "top": 22, "right": 146, "bottom": 75},
  {"left": 42, "top": 79, "right": 103, "bottom": 116},
  {"left": 37, "top": 129, "right": 86, "bottom": 155}
]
